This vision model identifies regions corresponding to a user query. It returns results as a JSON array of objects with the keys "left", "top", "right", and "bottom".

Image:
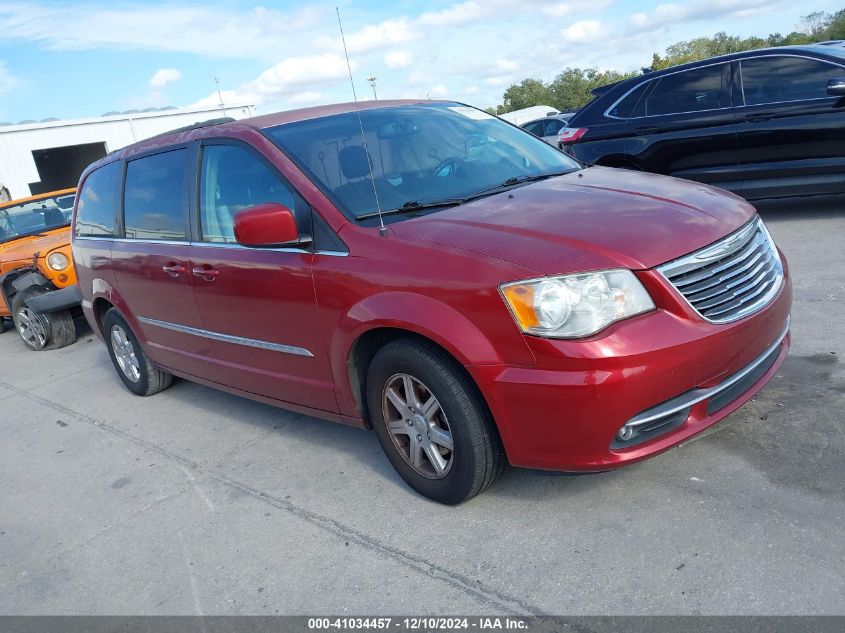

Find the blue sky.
[{"left": 0, "top": 0, "right": 841, "bottom": 123}]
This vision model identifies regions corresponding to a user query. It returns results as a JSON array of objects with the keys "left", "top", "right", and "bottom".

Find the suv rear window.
[
  {"left": 608, "top": 81, "right": 651, "bottom": 118},
  {"left": 644, "top": 64, "right": 729, "bottom": 116},
  {"left": 75, "top": 161, "right": 119, "bottom": 237},
  {"left": 123, "top": 149, "right": 189, "bottom": 241}
]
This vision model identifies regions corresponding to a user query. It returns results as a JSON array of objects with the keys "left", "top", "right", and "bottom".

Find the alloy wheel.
[
  {"left": 111, "top": 325, "right": 141, "bottom": 383},
  {"left": 16, "top": 307, "right": 48, "bottom": 349},
  {"left": 382, "top": 373, "right": 454, "bottom": 479}
]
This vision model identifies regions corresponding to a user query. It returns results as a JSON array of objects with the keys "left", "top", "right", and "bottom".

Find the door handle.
[
  {"left": 744, "top": 112, "right": 774, "bottom": 122},
  {"left": 192, "top": 265, "right": 219, "bottom": 281},
  {"left": 162, "top": 263, "right": 186, "bottom": 277}
]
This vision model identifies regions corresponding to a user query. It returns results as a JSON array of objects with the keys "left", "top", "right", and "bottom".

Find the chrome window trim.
[
  {"left": 137, "top": 316, "right": 314, "bottom": 357},
  {"left": 73, "top": 235, "right": 348, "bottom": 256},
  {"left": 657, "top": 217, "right": 784, "bottom": 324},
  {"left": 623, "top": 316, "right": 790, "bottom": 430},
  {"left": 604, "top": 53, "right": 845, "bottom": 120},
  {"left": 188, "top": 241, "right": 349, "bottom": 256}
]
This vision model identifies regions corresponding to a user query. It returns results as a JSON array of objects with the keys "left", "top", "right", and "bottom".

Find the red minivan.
[{"left": 71, "top": 101, "right": 792, "bottom": 503}]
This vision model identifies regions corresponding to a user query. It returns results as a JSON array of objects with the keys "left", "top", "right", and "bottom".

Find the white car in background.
[{"left": 520, "top": 113, "right": 573, "bottom": 145}]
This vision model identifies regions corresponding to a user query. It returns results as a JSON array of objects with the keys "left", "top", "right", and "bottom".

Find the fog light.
[
  {"left": 617, "top": 425, "right": 634, "bottom": 441},
  {"left": 58, "top": 274, "right": 68, "bottom": 283}
]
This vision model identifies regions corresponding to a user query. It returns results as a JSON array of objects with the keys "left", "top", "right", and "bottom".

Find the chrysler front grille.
[{"left": 658, "top": 217, "right": 784, "bottom": 323}]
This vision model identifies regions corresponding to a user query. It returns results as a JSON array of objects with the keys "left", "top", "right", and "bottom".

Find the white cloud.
[
  {"left": 0, "top": 3, "right": 322, "bottom": 61},
  {"left": 496, "top": 58, "right": 518, "bottom": 72},
  {"left": 287, "top": 91, "right": 323, "bottom": 106},
  {"left": 419, "top": 2, "right": 483, "bottom": 27},
  {"left": 316, "top": 18, "right": 419, "bottom": 55},
  {"left": 249, "top": 54, "right": 351, "bottom": 96},
  {"left": 464, "top": 85, "right": 480, "bottom": 95},
  {"left": 429, "top": 84, "right": 449, "bottom": 98},
  {"left": 149, "top": 68, "right": 181, "bottom": 88},
  {"left": 561, "top": 20, "right": 603, "bottom": 43},
  {"left": 384, "top": 50, "right": 413, "bottom": 70},
  {"left": 631, "top": 0, "right": 788, "bottom": 32}
]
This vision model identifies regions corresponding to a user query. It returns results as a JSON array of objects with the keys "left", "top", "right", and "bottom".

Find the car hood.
[
  {"left": 390, "top": 166, "right": 757, "bottom": 274},
  {"left": 0, "top": 228, "right": 69, "bottom": 266}
]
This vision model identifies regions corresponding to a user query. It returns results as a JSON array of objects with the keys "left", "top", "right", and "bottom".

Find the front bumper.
[
  {"left": 25, "top": 285, "right": 82, "bottom": 313},
  {"left": 472, "top": 264, "right": 792, "bottom": 471}
]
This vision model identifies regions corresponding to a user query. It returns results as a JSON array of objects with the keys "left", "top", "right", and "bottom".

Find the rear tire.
[
  {"left": 102, "top": 308, "right": 173, "bottom": 396},
  {"left": 11, "top": 288, "right": 76, "bottom": 351},
  {"left": 366, "top": 338, "right": 506, "bottom": 504}
]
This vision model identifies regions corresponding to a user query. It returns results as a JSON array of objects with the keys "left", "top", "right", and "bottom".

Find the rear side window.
[
  {"left": 608, "top": 81, "right": 651, "bottom": 118},
  {"left": 645, "top": 64, "right": 729, "bottom": 116},
  {"left": 123, "top": 149, "right": 188, "bottom": 241},
  {"left": 75, "top": 162, "right": 119, "bottom": 237},
  {"left": 740, "top": 56, "right": 845, "bottom": 105},
  {"left": 544, "top": 119, "right": 565, "bottom": 136},
  {"left": 522, "top": 120, "right": 544, "bottom": 136},
  {"left": 199, "top": 144, "right": 300, "bottom": 244}
]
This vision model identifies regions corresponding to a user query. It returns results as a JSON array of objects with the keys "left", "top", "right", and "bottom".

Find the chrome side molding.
[{"left": 137, "top": 316, "right": 314, "bottom": 357}]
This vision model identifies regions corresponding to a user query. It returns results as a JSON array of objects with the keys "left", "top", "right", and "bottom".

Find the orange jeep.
[{"left": 0, "top": 188, "right": 82, "bottom": 350}]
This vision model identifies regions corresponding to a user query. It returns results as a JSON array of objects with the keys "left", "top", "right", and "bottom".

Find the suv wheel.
[
  {"left": 11, "top": 289, "right": 76, "bottom": 351},
  {"left": 103, "top": 308, "right": 173, "bottom": 396},
  {"left": 366, "top": 338, "right": 506, "bottom": 504}
]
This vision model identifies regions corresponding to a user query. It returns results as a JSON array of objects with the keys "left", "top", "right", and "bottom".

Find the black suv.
[{"left": 561, "top": 42, "right": 845, "bottom": 201}]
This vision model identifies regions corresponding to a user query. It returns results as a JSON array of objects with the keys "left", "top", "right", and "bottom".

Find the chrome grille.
[{"left": 658, "top": 217, "right": 783, "bottom": 323}]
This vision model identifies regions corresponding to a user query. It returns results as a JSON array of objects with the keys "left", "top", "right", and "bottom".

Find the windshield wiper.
[
  {"left": 354, "top": 170, "right": 576, "bottom": 221},
  {"left": 356, "top": 199, "right": 464, "bottom": 220},
  {"left": 465, "top": 170, "right": 576, "bottom": 200}
]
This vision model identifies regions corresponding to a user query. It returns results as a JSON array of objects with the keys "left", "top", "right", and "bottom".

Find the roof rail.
[{"left": 151, "top": 117, "right": 236, "bottom": 140}]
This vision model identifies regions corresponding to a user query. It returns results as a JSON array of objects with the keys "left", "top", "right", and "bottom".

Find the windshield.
[
  {"left": 266, "top": 102, "right": 581, "bottom": 222},
  {"left": 0, "top": 192, "right": 75, "bottom": 244}
]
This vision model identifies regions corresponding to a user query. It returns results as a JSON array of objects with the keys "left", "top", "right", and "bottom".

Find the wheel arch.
[{"left": 333, "top": 292, "right": 508, "bottom": 424}]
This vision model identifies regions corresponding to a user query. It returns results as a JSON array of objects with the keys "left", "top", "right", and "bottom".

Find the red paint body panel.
[
  {"left": 71, "top": 107, "right": 793, "bottom": 473},
  {"left": 392, "top": 167, "right": 757, "bottom": 273}
]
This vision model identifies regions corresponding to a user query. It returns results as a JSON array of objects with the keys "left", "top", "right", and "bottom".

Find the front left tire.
[
  {"left": 11, "top": 288, "right": 76, "bottom": 351},
  {"left": 366, "top": 338, "right": 506, "bottom": 504}
]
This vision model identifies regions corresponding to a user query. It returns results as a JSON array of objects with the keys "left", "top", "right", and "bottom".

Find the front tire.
[
  {"left": 102, "top": 308, "right": 173, "bottom": 396},
  {"left": 11, "top": 289, "right": 76, "bottom": 351},
  {"left": 366, "top": 338, "right": 505, "bottom": 504}
]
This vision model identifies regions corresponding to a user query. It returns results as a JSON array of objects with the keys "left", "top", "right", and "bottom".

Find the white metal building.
[{"left": 0, "top": 103, "right": 256, "bottom": 199}]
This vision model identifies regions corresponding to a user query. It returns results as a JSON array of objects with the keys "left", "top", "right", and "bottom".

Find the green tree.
[
  {"left": 547, "top": 68, "right": 635, "bottom": 111},
  {"left": 502, "top": 79, "right": 552, "bottom": 112}
]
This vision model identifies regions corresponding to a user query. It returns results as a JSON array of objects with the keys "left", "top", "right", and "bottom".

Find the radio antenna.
[{"left": 336, "top": 6, "right": 386, "bottom": 236}]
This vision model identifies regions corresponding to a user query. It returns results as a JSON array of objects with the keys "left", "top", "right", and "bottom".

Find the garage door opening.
[{"left": 29, "top": 142, "right": 108, "bottom": 195}]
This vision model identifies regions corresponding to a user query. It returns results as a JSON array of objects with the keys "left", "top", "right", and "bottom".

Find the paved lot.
[{"left": 0, "top": 201, "right": 843, "bottom": 615}]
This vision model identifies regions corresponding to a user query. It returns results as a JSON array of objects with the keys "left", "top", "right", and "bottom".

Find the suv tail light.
[{"left": 558, "top": 127, "right": 588, "bottom": 145}]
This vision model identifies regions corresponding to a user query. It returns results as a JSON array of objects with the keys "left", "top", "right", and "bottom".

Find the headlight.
[
  {"left": 500, "top": 269, "right": 655, "bottom": 338},
  {"left": 47, "top": 252, "right": 69, "bottom": 271}
]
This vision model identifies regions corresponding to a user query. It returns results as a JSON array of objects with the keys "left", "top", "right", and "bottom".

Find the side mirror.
[
  {"left": 827, "top": 77, "right": 845, "bottom": 97},
  {"left": 233, "top": 203, "right": 310, "bottom": 248}
]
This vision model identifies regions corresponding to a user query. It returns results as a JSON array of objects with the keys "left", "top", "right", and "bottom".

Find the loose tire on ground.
[
  {"left": 11, "top": 288, "right": 76, "bottom": 351},
  {"left": 366, "top": 338, "right": 506, "bottom": 504},
  {"left": 102, "top": 307, "right": 173, "bottom": 396}
]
